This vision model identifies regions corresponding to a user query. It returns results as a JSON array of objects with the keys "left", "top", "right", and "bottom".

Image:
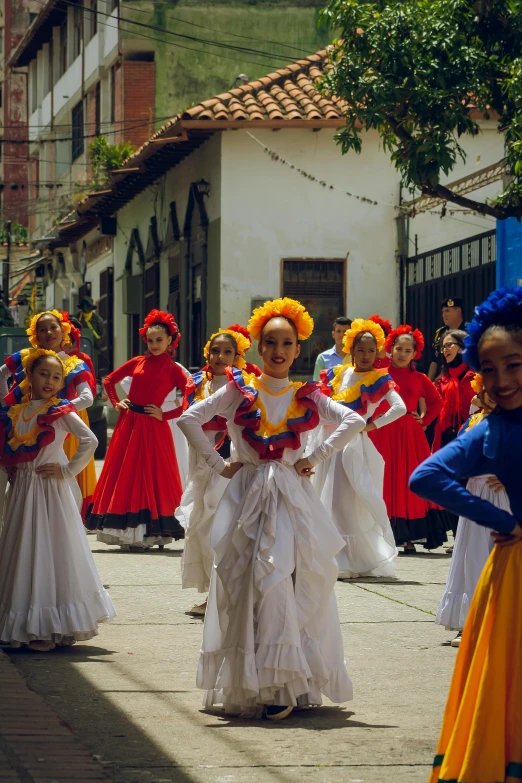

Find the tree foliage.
[
  {"left": 88, "top": 136, "right": 136, "bottom": 188},
  {"left": 321, "top": 0, "right": 522, "bottom": 218}
]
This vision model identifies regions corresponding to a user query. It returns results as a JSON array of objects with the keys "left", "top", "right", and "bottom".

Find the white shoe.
[
  {"left": 450, "top": 631, "right": 462, "bottom": 648},
  {"left": 185, "top": 601, "right": 207, "bottom": 617}
]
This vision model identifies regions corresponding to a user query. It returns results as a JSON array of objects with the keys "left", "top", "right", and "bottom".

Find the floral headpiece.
[
  {"left": 139, "top": 309, "right": 181, "bottom": 350},
  {"left": 27, "top": 310, "right": 73, "bottom": 349},
  {"left": 471, "top": 373, "right": 483, "bottom": 394},
  {"left": 369, "top": 314, "right": 393, "bottom": 337},
  {"left": 464, "top": 286, "right": 522, "bottom": 371},
  {"left": 21, "top": 349, "right": 66, "bottom": 402},
  {"left": 343, "top": 318, "right": 386, "bottom": 356},
  {"left": 385, "top": 324, "right": 425, "bottom": 361},
  {"left": 248, "top": 297, "right": 314, "bottom": 341},
  {"left": 203, "top": 327, "right": 251, "bottom": 370},
  {"left": 226, "top": 324, "right": 253, "bottom": 346}
]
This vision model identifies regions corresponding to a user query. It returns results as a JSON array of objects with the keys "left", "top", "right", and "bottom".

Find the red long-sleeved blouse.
[
  {"left": 387, "top": 365, "right": 442, "bottom": 428},
  {"left": 104, "top": 353, "right": 187, "bottom": 421}
]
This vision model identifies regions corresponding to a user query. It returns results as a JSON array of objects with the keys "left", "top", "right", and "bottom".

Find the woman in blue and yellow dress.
[
  {"left": 411, "top": 286, "right": 522, "bottom": 783},
  {"left": 312, "top": 318, "right": 406, "bottom": 579}
]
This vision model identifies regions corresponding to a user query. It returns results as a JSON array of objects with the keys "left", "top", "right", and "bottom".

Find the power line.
[{"left": 28, "top": 0, "right": 293, "bottom": 69}]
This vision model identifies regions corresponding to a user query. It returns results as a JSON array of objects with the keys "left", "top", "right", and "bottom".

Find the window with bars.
[
  {"left": 282, "top": 259, "right": 346, "bottom": 376},
  {"left": 71, "top": 101, "right": 84, "bottom": 161}
]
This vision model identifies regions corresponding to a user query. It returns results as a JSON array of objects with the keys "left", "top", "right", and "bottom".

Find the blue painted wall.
[{"left": 496, "top": 218, "right": 522, "bottom": 287}]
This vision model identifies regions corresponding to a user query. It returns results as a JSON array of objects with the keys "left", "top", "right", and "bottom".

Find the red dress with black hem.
[
  {"left": 369, "top": 365, "right": 449, "bottom": 548},
  {"left": 86, "top": 352, "right": 187, "bottom": 541}
]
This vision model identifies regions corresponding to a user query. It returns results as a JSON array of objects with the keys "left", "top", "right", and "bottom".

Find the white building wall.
[
  {"left": 220, "top": 128, "right": 401, "bottom": 327},
  {"left": 111, "top": 134, "right": 222, "bottom": 367}
]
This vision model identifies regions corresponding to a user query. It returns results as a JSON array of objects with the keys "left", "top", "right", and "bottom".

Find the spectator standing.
[
  {"left": 313, "top": 316, "right": 352, "bottom": 380},
  {"left": 428, "top": 297, "right": 466, "bottom": 381},
  {"left": 0, "top": 291, "right": 14, "bottom": 327}
]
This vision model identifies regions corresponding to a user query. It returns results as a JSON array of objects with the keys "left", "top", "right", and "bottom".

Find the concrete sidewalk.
[{"left": 3, "top": 538, "right": 458, "bottom": 783}]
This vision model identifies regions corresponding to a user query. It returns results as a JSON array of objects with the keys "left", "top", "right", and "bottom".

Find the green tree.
[
  {"left": 88, "top": 136, "right": 136, "bottom": 188},
  {"left": 321, "top": 0, "right": 522, "bottom": 218}
]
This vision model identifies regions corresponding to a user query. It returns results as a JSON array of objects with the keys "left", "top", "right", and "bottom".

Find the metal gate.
[{"left": 405, "top": 230, "right": 496, "bottom": 372}]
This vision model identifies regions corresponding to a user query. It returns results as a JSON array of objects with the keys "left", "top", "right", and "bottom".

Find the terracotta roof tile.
[{"left": 182, "top": 49, "right": 343, "bottom": 124}]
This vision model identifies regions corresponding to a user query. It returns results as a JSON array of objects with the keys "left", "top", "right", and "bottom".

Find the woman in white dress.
[
  {"left": 436, "top": 380, "right": 511, "bottom": 647},
  {"left": 0, "top": 350, "right": 116, "bottom": 651},
  {"left": 178, "top": 298, "right": 366, "bottom": 721},
  {"left": 313, "top": 318, "right": 406, "bottom": 579},
  {"left": 178, "top": 327, "right": 253, "bottom": 617}
]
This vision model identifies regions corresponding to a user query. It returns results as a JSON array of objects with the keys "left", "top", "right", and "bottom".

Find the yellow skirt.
[
  {"left": 63, "top": 408, "right": 98, "bottom": 521},
  {"left": 430, "top": 539, "right": 522, "bottom": 783}
]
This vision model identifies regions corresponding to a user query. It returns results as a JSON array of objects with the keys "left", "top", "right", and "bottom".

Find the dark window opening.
[
  {"left": 59, "top": 18, "right": 67, "bottom": 77},
  {"left": 71, "top": 100, "right": 84, "bottom": 161}
]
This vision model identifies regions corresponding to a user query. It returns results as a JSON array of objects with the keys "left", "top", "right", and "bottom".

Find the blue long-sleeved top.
[{"left": 410, "top": 408, "right": 522, "bottom": 535}]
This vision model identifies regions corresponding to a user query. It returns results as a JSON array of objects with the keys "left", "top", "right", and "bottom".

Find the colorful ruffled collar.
[
  {"left": 228, "top": 366, "right": 319, "bottom": 460},
  {"left": 321, "top": 365, "right": 395, "bottom": 416},
  {"left": 0, "top": 398, "right": 76, "bottom": 465},
  {"left": 4, "top": 348, "right": 92, "bottom": 406}
]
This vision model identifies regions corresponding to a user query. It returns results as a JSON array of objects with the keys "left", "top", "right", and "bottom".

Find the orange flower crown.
[
  {"left": 248, "top": 298, "right": 314, "bottom": 342},
  {"left": 369, "top": 314, "right": 393, "bottom": 337},
  {"left": 203, "top": 328, "right": 251, "bottom": 369},
  {"left": 471, "top": 373, "right": 483, "bottom": 394},
  {"left": 385, "top": 324, "right": 425, "bottom": 361},
  {"left": 343, "top": 318, "right": 386, "bottom": 356},
  {"left": 139, "top": 309, "right": 181, "bottom": 350},
  {"left": 27, "top": 310, "right": 72, "bottom": 349}
]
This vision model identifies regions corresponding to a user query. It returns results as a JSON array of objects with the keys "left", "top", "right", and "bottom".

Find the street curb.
[{"left": 0, "top": 648, "right": 112, "bottom": 782}]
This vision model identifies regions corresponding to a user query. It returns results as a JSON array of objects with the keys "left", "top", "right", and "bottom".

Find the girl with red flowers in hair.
[
  {"left": 368, "top": 314, "right": 392, "bottom": 370},
  {"left": 86, "top": 310, "right": 187, "bottom": 550},
  {"left": 369, "top": 325, "right": 448, "bottom": 553}
]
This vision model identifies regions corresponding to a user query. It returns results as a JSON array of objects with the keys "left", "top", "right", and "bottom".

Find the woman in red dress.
[
  {"left": 86, "top": 310, "right": 187, "bottom": 550},
  {"left": 369, "top": 325, "right": 448, "bottom": 552}
]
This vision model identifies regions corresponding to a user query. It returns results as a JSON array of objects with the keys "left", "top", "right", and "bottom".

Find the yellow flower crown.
[
  {"left": 343, "top": 318, "right": 386, "bottom": 356},
  {"left": 248, "top": 297, "right": 314, "bottom": 342},
  {"left": 20, "top": 348, "right": 66, "bottom": 402},
  {"left": 27, "top": 310, "right": 72, "bottom": 348},
  {"left": 203, "top": 328, "right": 251, "bottom": 370},
  {"left": 471, "top": 372, "right": 483, "bottom": 394}
]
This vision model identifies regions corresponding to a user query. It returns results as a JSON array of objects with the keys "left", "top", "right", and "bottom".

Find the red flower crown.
[
  {"left": 385, "top": 324, "right": 424, "bottom": 361},
  {"left": 369, "top": 314, "right": 393, "bottom": 337},
  {"left": 226, "top": 323, "right": 253, "bottom": 346},
  {"left": 139, "top": 309, "right": 181, "bottom": 350},
  {"left": 61, "top": 311, "right": 81, "bottom": 349}
]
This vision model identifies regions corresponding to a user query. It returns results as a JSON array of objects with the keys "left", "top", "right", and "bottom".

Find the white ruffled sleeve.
[
  {"left": 307, "top": 391, "right": 366, "bottom": 466},
  {"left": 60, "top": 412, "right": 98, "bottom": 478},
  {"left": 177, "top": 382, "right": 241, "bottom": 473},
  {"left": 373, "top": 388, "right": 406, "bottom": 429}
]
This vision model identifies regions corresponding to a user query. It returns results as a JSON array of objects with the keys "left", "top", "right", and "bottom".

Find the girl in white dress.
[
  {"left": 436, "top": 377, "right": 511, "bottom": 646},
  {"left": 0, "top": 350, "right": 115, "bottom": 651},
  {"left": 178, "top": 298, "right": 366, "bottom": 721},
  {"left": 179, "top": 327, "right": 253, "bottom": 617},
  {"left": 313, "top": 318, "right": 406, "bottom": 579}
]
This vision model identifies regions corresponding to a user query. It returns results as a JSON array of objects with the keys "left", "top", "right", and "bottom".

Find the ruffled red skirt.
[
  {"left": 86, "top": 409, "right": 184, "bottom": 539},
  {"left": 369, "top": 413, "right": 448, "bottom": 548}
]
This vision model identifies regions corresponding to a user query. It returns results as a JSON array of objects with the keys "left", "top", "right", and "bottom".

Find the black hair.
[
  {"left": 478, "top": 323, "right": 522, "bottom": 352},
  {"left": 210, "top": 332, "right": 239, "bottom": 354},
  {"left": 36, "top": 312, "right": 62, "bottom": 328},
  {"left": 260, "top": 316, "right": 299, "bottom": 342},
  {"left": 352, "top": 331, "right": 377, "bottom": 351},
  {"left": 147, "top": 322, "right": 173, "bottom": 339},
  {"left": 31, "top": 353, "right": 64, "bottom": 374},
  {"left": 333, "top": 316, "right": 352, "bottom": 329},
  {"left": 69, "top": 316, "right": 82, "bottom": 332},
  {"left": 441, "top": 329, "right": 467, "bottom": 372}
]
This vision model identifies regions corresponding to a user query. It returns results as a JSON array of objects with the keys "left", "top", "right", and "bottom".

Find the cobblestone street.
[{"left": 2, "top": 526, "right": 459, "bottom": 783}]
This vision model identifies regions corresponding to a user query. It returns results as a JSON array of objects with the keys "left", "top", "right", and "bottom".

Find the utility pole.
[{"left": 3, "top": 221, "right": 11, "bottom": 305}]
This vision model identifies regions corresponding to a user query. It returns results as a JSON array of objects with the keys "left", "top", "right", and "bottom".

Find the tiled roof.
[{"left": 179, "top": 50, "right": 344, "bottom": 123}]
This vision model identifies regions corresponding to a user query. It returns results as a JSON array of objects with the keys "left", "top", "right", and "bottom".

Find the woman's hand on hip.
[
  {"left": 295, "top": 458, "right": 314, "bottom": 478},
  {"left": 492, "top": 522, "right": 522, "bottom": 546},
  {"left": 36, "top": 463, "right": 63, "bottom": 480},
  {"left": 145, "top": 404, "right": 163, "bottom": 421},
  {"left": 115, "top": 399, "right": 129, "bottom": 411}
]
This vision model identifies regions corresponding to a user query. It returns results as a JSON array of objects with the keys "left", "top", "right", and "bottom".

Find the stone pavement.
[{"left": 2, "top": 535, "right": 460, "bottom": 783}]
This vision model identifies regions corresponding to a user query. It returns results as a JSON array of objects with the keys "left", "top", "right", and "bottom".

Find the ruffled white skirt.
[
  {"left": 0, "top": 466, "right": 116, "bottom": 646},
  {"left": 436, "top": 476, "right": 510, "bottom": 631},
  {"left": 177, "top": 453, "right": 228, "bottom": 593},
  {"left": 313, "top": 431, "right": 397, "bottom": 578},
  {"left": 197, "top": 461, "right": 352, "bottom": 713}
]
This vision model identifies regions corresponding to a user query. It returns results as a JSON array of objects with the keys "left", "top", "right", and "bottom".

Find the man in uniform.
[{"left": 428, "top": 296, "right": 466, "bottom": 380}]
